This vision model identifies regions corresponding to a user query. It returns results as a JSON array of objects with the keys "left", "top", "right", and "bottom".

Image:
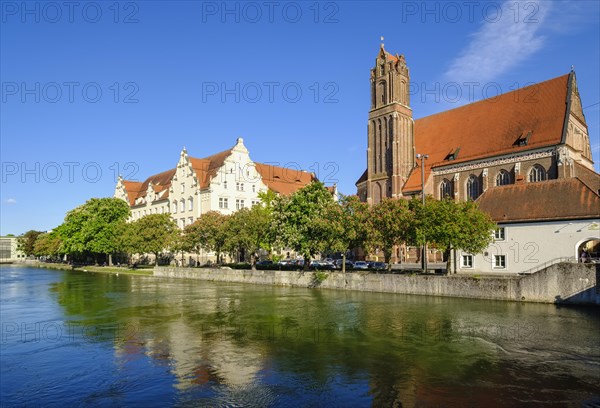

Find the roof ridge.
[
  {"left": 414, "top": 73, "right": 570, "bottom": 123},
  {"left": 573, "top": 176, "right": 600, "bottom": 197}
]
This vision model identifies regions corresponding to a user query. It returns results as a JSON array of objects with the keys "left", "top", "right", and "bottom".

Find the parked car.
[
  {"left": 371, "top": 262, "right": 387, "bottom": 270},
  {"left": 335, "top": 259, "right": 355, "bottom": 269},
  {"left": 310, "top": 261, "right": 334, "bottom": 270},
  {"left": 256, "top": 260, "right": 273, "bottom": 267},
  {"left": 353, "top": 261, "right": 369, "bottom": 270}
]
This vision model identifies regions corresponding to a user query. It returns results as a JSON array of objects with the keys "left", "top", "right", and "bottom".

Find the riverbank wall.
[{"left": 154, "top": 263, "right": 600, "bottom": 305}]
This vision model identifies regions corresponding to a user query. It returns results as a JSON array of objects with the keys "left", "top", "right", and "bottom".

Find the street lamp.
[{"left": 416, "top": 153, "right": 429, "bottom": 274}]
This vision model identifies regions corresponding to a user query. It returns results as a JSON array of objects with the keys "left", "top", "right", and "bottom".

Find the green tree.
[
  {"left": 411, "top": 198, "right": 496, "bottom": 273},
  {"left": 17, "top": 230, "right": 44, "bottom": 256},
  {"left": 33, "top": 232, "right": 63, "bottom": 258},
  {"left": 334, "top": 195, "right": 371, "bottom": 272},
  {"left": 368, "top": 198, "right": 414, "bottom": 270},
  {"left": 129, "top": 213, "right": 179, "bottom": 265},
  {"left": 56, "top": 198, "right": 130, "bottom": 264},
  {"left": 271, "top": 181, "right": 335, "bottom": 269},
  {"left": 189, "top": 211, "right": 229, "bottom": 264},
  {"left": 225, "top": 204, "right": 273, "bottom": 269}
]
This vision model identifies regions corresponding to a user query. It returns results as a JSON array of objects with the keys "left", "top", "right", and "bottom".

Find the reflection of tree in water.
[{"left": 48, "top": 272, "right": 600, "bottom": 406}]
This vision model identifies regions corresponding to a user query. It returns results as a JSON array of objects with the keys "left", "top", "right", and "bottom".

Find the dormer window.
[
  {"left": 514, "top": 131, "right": 531, "bottom": 147},
  {"left": 445, "top": 147, "right": 460, "bottom": 161}
]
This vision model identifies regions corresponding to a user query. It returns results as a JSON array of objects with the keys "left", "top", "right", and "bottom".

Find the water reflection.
[{"left": 1, "top": 267, "right": 599, "bottom": 407}]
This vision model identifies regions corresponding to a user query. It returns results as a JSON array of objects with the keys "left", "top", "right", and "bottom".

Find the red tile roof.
[
  {"left": 189, "top": 148, "right": 232, "bottom": 189},
  {"left": 402, "top": 74, "right": 570, "bottom": 192},
  {"left": 476, "top": 178, "right": 600, "bottom": 223},
  {"left": 120, "top": 147, "right": 315, "bottom": 204},
  {"left": 255, "top": 163, "right": 316, "bottom": 195}
]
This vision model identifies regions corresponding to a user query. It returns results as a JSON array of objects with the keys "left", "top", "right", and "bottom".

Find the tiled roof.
[
  {"left": 402, "top": 73, "right": 570, "bottom": 192},
  {"left": 189, "top": 148, "right": 232, "bottom": 189},
  {"left": 355, "top": 169, "right": 368, "bottom": 185},
  {"left": 574, "top": 162, "right": 600, "bottom": 194},
  {"left": 255, "top": 162, "right": 316, "bottom": 195},
  {"left": 120, "top": 146, "right": 315, "bottom": 203},
  {"left": 122, "top": 181, "right": 144, "bottom": 205},
  {"left": 476, "top": 178, "right": 600, "bottom": 223}
]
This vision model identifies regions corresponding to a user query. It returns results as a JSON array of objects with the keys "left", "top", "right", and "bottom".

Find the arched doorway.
[{"left": 576, "top": 238, "right": 600, "bottom": 262}]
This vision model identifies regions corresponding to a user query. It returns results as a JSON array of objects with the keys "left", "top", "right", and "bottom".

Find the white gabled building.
[
  {"left": 456, "top": 176, "right": 600, "bottom": 274},
  {"left": 114, "top": 138, "right": 316, "bottom": 228}
]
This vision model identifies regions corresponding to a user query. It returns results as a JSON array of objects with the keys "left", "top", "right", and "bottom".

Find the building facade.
[
  {"left": 356, "top": 45, "right": 599, "bottom": 270},
  {"left": 0, "top": 236, "right": 26, "bottom": 263},
  {"left": 115, "top": 138, "right": 316, "bottom": 228}
]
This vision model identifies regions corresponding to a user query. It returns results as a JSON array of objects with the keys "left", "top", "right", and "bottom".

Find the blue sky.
[{"left": 1, "top": 0, "right": 599, "bottom": 235}]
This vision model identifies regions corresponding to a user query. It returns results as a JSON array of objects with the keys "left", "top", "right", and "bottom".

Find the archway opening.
[{"left": 577, "top": 238, "right": 600, "bottom": 263}]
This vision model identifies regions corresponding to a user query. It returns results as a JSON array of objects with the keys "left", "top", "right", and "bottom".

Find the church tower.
[{"left": 366, "top": 43, "right": 414, "bottom": 204}]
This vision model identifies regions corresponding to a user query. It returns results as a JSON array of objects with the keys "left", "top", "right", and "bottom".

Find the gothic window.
[
  {"left": 529, "top": 165, "right": 546, "bottom": 182},
  {"left": 466, "top": 175, "right": 480, "bottom": 200},
  {"left": 188, "top": 197, "right": 193, "bottom": 211},
  {"left": 172, "top": 200, "right": 178, "bottom": 214},
  {"left": 179, "top": 199, "right": 185, "bottom": 212},
  {"left": 439, "top": 179, "right": 453, "bottom": 199},
  {"left": 378, "top": 81, "right": 386, "bottom": 105},
  {"left": 496, "top": 170, "right": 511, "bottom": 186}
]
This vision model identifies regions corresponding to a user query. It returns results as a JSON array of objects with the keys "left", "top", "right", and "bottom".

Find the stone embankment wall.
[{"left": 154, "top": 263, "right": 599, "bottom": 305}]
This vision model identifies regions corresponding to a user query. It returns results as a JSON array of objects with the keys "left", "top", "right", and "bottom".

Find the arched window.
[
  {"left": 180, "top": 199, "right": 185, "bottom": 212},
  {"left": 529, "top": 165, "right": 546, "bottom": 182},
  {"left": 466, "top": 175, "right": 480, "bottom": 200},
  {"left": 439, "top": 179, "right": 453, "bottom": 199},
  {"left": 188, "top": 197, "right": 193, "bottom": 211},
  {"left": 496, "top": 170, "right": 510, "bottom": 186},
  {"left": 378, "top": 81, "right": 386, "bottom": 104},
  {"left": 172, "top": 200, "right": 178, "bottom": 214}
]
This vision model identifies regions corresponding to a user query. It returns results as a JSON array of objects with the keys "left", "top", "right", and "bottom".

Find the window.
[
  {"left": 188, "top": 197, "right": 193, "bottom": 211},
  {"left": 494, "top": 227, "right": 505, "bottom": 241},
  {"left": 236, "top": 199, "right": 245, "bottom": 210},
  {"left": 252, "top": 184, "right": 256, "bottom": 193},
  {"left": 180, "top": 218, "right": 186, "bottom": 228},
  {"left": 529, "top": 165, "right": 546, "bottom": 182},
  {"left": 180, "top": 199, "right": 185, "bottom": 212},
  {"left": 219, "top": 198, "right": 229, "bottom": 209},
  {"left": 496, "top": 170, "right": 510, "bottom": 186},
  {"left": 236, "top": 182, "right": 244, "bottom": 191},
  {"left": 466, "top": 175, "right": 480, "bottom": 200},
  {"left": 494, "top": 255, "right": 506, "bottom": 269},
  {"left": 461, "top": 255, "right": 473, "bottom": 268},
  {"left": 188, "top": 217, "right": 193, "bottom": 225},
  {"left": 439, "top": 179, "right": 453, "bottom": 199},
  {"left": 181, "top": 183, "right": 185, "bottom": 193},
  {"left": 223, "top": 181, "right": 227, "bottom": 189},
  {"left": 172, "top": 200, "right": 178, "bottom": 214}
]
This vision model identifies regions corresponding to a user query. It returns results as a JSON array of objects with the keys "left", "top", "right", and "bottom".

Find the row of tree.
[{"left": 20, "top": 182, "right": 496, "bottom": 272}]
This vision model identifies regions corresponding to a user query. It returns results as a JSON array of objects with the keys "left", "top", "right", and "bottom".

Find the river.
[{"left": 1, "top": 266, "right": 599, "bottom": 407}]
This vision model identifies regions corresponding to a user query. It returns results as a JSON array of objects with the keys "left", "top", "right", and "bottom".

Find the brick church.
[{"left": 356, "top": 45, "right": 599, "bottom": 270}]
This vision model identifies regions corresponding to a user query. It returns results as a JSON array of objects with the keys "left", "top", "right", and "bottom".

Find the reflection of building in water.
[{"left": 112, "top": 283, "right": 266, "bottom": 391}]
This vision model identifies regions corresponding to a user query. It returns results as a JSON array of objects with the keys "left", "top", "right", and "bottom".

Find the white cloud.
[
  {"left": 4, "top": 198, "right": 17, "bottom": 205},
  {"left": 444, "top": 0, "right": 550, "bottom": 84}
]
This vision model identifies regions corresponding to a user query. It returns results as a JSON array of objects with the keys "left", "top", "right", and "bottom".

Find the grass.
[{"left": 72, "top": 265, "right": 153, "bottom": 276}]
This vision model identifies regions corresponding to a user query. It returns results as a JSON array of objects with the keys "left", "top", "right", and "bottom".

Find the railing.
[{"left": 518, "top": 257, "right": 577, "bottom": 275}]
